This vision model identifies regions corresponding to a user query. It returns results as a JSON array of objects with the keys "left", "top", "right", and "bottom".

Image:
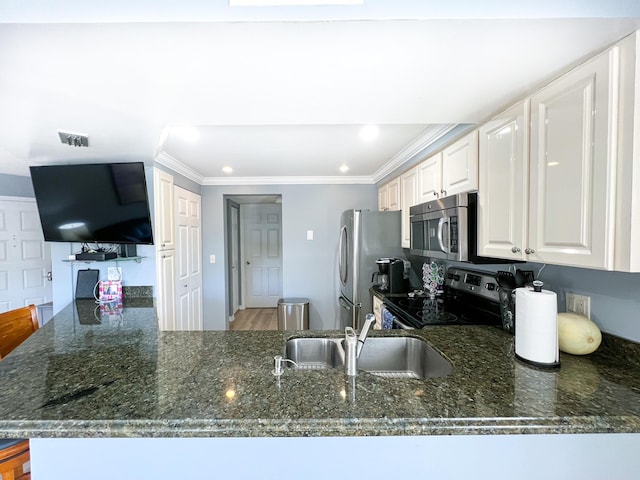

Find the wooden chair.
[
  {"left": 0, "top": 304, "right": 39, "bottom": 359},
  {"left": 0, "top": 305, "right": 39, "bottom": 480},
  {"left": 0, "top": 439, "right": 30, "bottom": 480}
]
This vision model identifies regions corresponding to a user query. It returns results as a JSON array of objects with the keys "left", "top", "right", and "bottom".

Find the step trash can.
[{"left": 277, "top": 298, "right": 309, "bottom": 330}]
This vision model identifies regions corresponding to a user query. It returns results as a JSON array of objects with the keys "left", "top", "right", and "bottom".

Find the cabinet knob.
[
  {"left": 511, "top": 247, "right": 521, "bottom": 253},
  {"left": 525, "top": 248, "right": 536, "bottom": 255}
]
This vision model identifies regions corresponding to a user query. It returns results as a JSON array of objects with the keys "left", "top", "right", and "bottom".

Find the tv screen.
[{"left": 29, "top": 162, "right": 154, "bottom": 244}]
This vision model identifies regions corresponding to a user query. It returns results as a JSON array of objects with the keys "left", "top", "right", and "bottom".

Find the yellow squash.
[{"left": 557, "top": 312, "right": 602, "bottom": 355}]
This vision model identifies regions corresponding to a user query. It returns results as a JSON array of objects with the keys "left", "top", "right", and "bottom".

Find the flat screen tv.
[{"left": 29, "top": 162, "right": 154, "bottom": 244}]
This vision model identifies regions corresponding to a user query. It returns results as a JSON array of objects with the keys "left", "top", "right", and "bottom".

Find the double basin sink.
[{"left": 284, "top": 334, "right": 452, "bottom": 379}]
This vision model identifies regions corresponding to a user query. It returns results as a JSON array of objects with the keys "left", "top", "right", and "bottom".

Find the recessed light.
[
  {"left": 172, "top": 126, "right": 200, "bottom": 142},
  {"left": 339, "top": 164, "right": 349, "bottom": 173},
  {"left": 222, "top": 166, "right": 233, "bottom": 173},
  {"left": 360, "top": 125, "right": 379, "bottom": 141}
]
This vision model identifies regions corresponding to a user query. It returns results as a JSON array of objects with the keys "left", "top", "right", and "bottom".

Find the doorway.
[{"left": 225, "top": 195, "right": 282, "bottom": 329}]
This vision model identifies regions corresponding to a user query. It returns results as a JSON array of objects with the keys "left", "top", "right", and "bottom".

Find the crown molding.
[
  {"left": 156, "top": 124, "right": 458, "bottom": 187},
  {"left": 202, "top": 175, "right": 374, "bottom": 186},
  {"left": 371, "top": 123, "right": 457, "bottom": 183},
  {"left": 154, "top": 151, "right": 204, "bottom": 184}
]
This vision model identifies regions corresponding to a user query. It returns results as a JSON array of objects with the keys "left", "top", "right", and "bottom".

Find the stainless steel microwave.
[
  {"left": 409, "top": 193, "right": 469, "bottom": 261},
  {"left": 410, "top": 192, "right": 520, "bottom": 264}
]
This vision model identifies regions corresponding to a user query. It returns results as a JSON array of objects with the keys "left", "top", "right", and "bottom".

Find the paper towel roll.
[{"left": 515, "top": 286, "right": 560, "bottom": 367}]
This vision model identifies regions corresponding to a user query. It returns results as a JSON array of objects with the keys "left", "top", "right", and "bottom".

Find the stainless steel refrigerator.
[{"left": 338, "top": 209, "right": 403, "bottom": 330}]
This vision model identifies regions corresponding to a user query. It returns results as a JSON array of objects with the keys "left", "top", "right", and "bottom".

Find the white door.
[
  {"left": 230, "top": 204, "right": 240, "bottom": 315},
  {"left": 0, "top": 197, "right": 52, "bottom": 313},
  {"left": 174, "top": 186, "right": 203, "bottom": 330},
  {"left": 417, "top": 153, "right": 443, "bottom": 202},
  {"left": 242, "top": 204, "right": 282, "bottom": 308},
  {"left": 400, "top": 167, "right": 417, "bottom": 248},
  {"left": 478, "top": 100, "right": 529, "bottom": 260},
  {"left": 442, "top": 130, "right": 479, "bottom": 197},
  {"left": 529, "top": 49, "right": 614, "bottom": 268}
]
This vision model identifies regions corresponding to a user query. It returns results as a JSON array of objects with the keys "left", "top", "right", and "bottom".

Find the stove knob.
[{"left": 485, "top": 282, "right": 496, "bottom": 291}]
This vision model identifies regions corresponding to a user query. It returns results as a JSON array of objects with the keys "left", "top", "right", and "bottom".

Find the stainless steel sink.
[
  {"left": 284, "top": 335, "right": 452, "bottom": 379},
  {"left": 284, "top": 337, "right": 343, "bottom": 370},
  {"left": 356, "top": 337, "right": 453, "bottom": 379}
]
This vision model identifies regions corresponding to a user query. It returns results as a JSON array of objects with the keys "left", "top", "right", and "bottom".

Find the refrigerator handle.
[
  {"left": 338, "top": 295, "right": 353, "bottom": 310},
  {"left": 338, "top": 226, "right": 348, "bottom": 285}
]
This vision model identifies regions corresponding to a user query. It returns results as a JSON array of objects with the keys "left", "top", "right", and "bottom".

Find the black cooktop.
[{"left": 382, "top": 268, "right": 503, "bottom": 328}]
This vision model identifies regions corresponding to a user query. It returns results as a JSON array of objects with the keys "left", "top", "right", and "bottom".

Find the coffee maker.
[{"left": 372, "top": 258, "right": 407, "bottom": 293}]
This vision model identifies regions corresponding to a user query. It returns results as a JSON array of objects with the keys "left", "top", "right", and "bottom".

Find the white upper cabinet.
[
  {"left": 528, "top": 46, "right": 617, "bottom": 269},
  {"left": 478, "top": 100, "right": 529, "bottom": 260},
  {"left": 417, "top": 131, "right": 478, "bottom": 204},
  {"left": 441, "top": 130, "right": 479, "bottom": 197},
  {"left": 387, "top": 177, "right": 400, "bottom": 211},
  {"left": 379, "top": 177, "right": 400, "bottom": 211},
  {"left": 154, "top": 168, "right": 175, "bottom": 251},
  {"left": 378, "top": 183, "right": 389, "bottom": 211},
  {"left": 417, "top": 152, "right": 442, "bottom": 203},
  {"left": 400, "top": 166, "right": 418, "bottom": 248}
]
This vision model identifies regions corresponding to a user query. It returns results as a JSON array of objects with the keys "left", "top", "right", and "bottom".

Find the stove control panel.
[{"left": 445, "top": 267, "right": 500, "bottom": 302}]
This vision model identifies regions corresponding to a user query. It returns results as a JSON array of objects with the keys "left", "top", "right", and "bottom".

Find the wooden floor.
[{"left": 230, "top": 308, "right": 278, "bottom": 331}]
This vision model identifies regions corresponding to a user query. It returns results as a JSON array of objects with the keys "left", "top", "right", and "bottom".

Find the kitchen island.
[{"left": 1, "top": 299, "right": 639, "bottom": 478}]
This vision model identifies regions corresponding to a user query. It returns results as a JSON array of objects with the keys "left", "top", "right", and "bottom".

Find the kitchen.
[{"left": 1, "top": 1, "right": 640, "bottom": 479}]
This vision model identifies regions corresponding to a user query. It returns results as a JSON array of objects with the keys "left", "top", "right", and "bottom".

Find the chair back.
[{"left": 0, "top": 305, "right": 39, "bottom": 359}]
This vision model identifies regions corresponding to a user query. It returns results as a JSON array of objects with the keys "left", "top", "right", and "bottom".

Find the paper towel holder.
[{"left": 514, "top": 282, "right": 561, "bottom": 369}]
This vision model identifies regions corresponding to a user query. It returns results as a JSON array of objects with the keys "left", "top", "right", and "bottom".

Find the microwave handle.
[{"left": 437, "top": 216, "right": 449, "bottom": 253}]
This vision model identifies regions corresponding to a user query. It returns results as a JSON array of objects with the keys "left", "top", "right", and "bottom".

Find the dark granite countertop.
[{"left": 0, "top": 299, "right": 638, "bottom": 438}]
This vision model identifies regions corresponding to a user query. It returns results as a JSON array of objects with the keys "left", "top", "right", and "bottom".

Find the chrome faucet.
[{"left": 344, "top": 313, "right": 376, "bottom": 376}]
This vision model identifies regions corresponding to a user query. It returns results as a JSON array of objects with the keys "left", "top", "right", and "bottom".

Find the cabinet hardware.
[
  {"left": 511, "top": 247, "right": 521, "bottom": 253},
  {"left": 525, "top": 248, "right": 536, "bottom": 255}
]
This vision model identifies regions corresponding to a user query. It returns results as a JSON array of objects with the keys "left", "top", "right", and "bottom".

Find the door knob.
[
  {"left": 525, "top": 248, "right": 536, "bottom": 255},
  {"left": 511, "top": 247, "right": 521, "bottom": 253}
]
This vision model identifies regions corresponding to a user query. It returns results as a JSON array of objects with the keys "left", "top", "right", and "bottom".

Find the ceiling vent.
[{"left": 58, "top": 130, "right": 89, "bottom": 147}]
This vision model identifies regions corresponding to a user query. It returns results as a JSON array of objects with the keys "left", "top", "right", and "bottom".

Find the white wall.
[{"left": 202, "top": 183, "right": 376, "bottom": 330}]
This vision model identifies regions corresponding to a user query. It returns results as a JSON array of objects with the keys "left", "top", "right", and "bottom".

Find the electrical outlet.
[{"left": 566, "top": 293, "right": 591, "bottom": 319}]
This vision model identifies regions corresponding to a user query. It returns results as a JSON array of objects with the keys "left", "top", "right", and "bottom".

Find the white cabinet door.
[
  {"left": 400, "top": 167, "right": 418, "bottom": 248},
  {"left": 417, "top": 153, "right": 442, "bottom": 203},
  {"left": 529, "top": 48, "right": 616, "bottom": 269},
  {"left": 154, "top": 169, "right": 175, "bottom": 251},
  {"left": 156, "top": 249, "right": 176, "bottom": 331},
  {"left": 478, "top": 101, "right": 529, "bottom": 260},
  {"left": 378, "top": 184, "right": 389, "bottom": 211},
  {"left": 442, "top": 130, "right": 479, "bottom": 197},
  {"left": 387, "top": 177, "right": 401, "bottom": 211}
]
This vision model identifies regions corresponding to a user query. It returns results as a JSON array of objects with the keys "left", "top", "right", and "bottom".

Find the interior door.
[
  {"left": 242, "top": 204, "right": 282, "bottom": 308},
  {"left": 0, "top": 197, "right": 52, "bottom": 313},
  {"left": 174, "top": 186, "right": 203, "bottom": 330}
]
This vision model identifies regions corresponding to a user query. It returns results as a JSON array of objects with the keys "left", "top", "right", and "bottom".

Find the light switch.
[
  {"left": 210, "top": 255, "right": 216, "bottom": 264},
  {"left": 306, "top": 230, "right": 314, "bottom": 240}
]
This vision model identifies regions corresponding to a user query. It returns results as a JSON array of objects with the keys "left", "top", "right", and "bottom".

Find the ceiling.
[{"left": 1, "top": 1, "right": 639, "bottom": 185}]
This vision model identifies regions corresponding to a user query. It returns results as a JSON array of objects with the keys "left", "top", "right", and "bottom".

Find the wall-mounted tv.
[{"left": 29, "top": 162, "right": 154, "bottom": 244}]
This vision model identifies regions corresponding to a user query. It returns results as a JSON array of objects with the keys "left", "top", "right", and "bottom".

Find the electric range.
[{"left": 382, "top": 267, "right": 503, "bottom": 329}]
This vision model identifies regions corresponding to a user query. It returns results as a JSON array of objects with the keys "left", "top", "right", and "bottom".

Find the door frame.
[
  {"left": 224, "top": 195, "right": 282, "bottom": 325},
  {"left": 225, "top": 199, "right": 242, "bottom": 322}
]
